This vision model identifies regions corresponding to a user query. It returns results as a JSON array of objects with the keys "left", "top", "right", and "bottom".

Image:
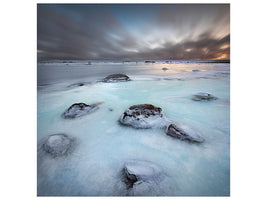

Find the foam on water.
[{"left": 37, "top": 62, "right": 230, "bottom": 196}]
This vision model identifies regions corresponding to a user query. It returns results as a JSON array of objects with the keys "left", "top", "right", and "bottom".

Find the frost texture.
[
  {"left": 119, "top": 104, "right": 168, "bottom": 129},
  {"left": 192, "top": 92, "right": 218, "bottom": 101},
  {"left": 103, "top": 74, "right": 130, "bottom": 82},
  {"left": 37, "top": 61, "right": 230, "bottom": 196},
  {"left": 40, "top": 134, "right": 74, "bottom": 157},
  {"left": 63, "top": 102, "right": 102, "bottom": 118},
  {"left": 166, "top": 123, "right": 204, "bottom": 143},
  {"left": 123, "top": 160, "right": 165, "bottom": 196}
]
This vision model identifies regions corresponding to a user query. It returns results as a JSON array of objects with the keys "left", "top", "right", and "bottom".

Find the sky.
[{"left": 37, "top": 4, "right": 230, "bottom": 61}]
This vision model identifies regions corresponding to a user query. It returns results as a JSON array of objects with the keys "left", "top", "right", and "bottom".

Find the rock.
[
  {"left": 192, "top": 92, "right": 218, "bottom": 101},
  {"left": 63, "top": 102, "right": 102, "bottom": 118},
  {"left": 145, "top": 60, "right": 155, "bottom": 64},
  {"left": 119, "top": 104, "right": 167, "bottom": 129},
  {"left": 103, "top": 74, "right": 130, "bottom": 82},
  {"left": 162, "top": 67, "right": 168, "bottom": 71},
  {"left": 192, "top": 69, "right": 200, "bottom": 72},
  {"left": 67, "top": 82, "right": 91, "bottom": 88},
  {"left": 122, "top": 160, "right": 164, "bottom": 191},
  {"left": 166, "top": 123, "right": 204, "bottom": 143},
  {"left": 42, "top": 134, "right": 74, "bottom": 157}
]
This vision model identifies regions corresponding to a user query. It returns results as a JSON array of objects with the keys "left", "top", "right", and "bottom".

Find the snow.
[{"left": 37, "top": 61, "right": 230, "bottom": 196}]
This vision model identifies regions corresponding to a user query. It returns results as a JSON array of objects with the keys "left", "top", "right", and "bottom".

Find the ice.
[
  {"left": 125, "top": 160, "right": 163, "bottom": 179},
  {"left": 37, "top": 61, "right": 230, "bottom": 196}
]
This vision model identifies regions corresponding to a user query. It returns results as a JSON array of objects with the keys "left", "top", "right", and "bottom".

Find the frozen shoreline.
[{"left": 37, "top": 62, "right": 230, "bottom": 196}]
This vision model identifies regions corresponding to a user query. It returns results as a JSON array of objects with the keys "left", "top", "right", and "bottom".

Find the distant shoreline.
[{"left": 38, "top": 59, "right": 230, "bottom": 64}]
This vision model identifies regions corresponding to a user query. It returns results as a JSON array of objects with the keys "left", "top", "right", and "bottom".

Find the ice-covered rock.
[
  {"left": 42, "top": 134, "right": 74, "bottom": 157},
  {"left": 103, "top": 74, "right": 130, "bottom": 82},
  {"left": 119, "top": 104, "right": 167, "bottom": 129},
  {"left": 166, "top": 123, "right": 204, "bottom": 143},
  {"left": 122, "top": 160, "right": 165, "bottom": 195},
  {"left": 192, "top": 92, "right": 218, "bottom": 101},
  {"left": 63, "top": 102, "right": 102, "bottom": 119}
]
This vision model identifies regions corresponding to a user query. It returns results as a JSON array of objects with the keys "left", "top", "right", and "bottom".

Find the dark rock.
[
  {"left": 122, "top": 160, "right": 164, "bottom": 190},
  {"left": 119, "top": 104, "right": 167, "bottom": 129},
  {"left": 108, "top": 108, "right": 113, "bottom": 112},
  {"left": 42, "top": 134, "right": 74, "bottom": 157},
  {"left": 103, "top": 74, "right": 130, "bottom": 82},
  {"left": 192, "top": 92, "right": 218, "bottom": 101},
  {"left": 162, "top": 67, "right": 168, "bottom": 71},
  {"left": 166, "top": 124, "right": 204, "bottom": 143},
  {"left": 63, "top": 102, "right": 102, "bottom": 118},
  {"left": 67, "top": 82, "right": 91, "bottom": 88},
  {"left": 145, "top": 60, "right": 155, "bottom": 64},
  {"left": 192, "top": 69, "right": 200, "bottom": 72}
]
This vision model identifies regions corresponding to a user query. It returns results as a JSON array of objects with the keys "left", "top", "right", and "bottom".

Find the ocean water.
[{"left": 37, "top": 61, "right": 230, "bottom": 196}]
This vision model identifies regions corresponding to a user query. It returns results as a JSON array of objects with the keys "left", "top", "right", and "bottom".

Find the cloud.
[{"left": 37, "top": 4, "right": 230, "bottom": 60}]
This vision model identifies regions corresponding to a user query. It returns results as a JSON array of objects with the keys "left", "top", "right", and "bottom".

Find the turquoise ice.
[{"left": 37, "top": 61, "right": 230, "bottom": 196}]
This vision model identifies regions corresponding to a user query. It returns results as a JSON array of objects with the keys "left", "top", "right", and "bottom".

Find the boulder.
[
  {"left": 42, "top": 134, "right": 74, "bottom": 157},
  {"left": 122, "top": 160, "right": 164, "bottom": 190},
  {"left": 119, "top": 104, "right": 167, "bottom": 129},
  {"left": 192, "top": 92, "right": 218, "bottom": 101},
  {"left": 103, "top": 74, "right": 130, "bottom": 82},
  {"left": 166, "top": 123, "right": 204, "bottom": 143},
  {"left": 63, "top": 102, "right": 102, "bottom": 118}
]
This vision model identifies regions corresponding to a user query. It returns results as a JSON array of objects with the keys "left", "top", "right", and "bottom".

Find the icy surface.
[{"left": 37, "top": 61, "right": 230, "bottom": 196}]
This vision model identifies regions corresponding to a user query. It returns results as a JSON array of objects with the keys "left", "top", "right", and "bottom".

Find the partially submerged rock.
[
  {"left": 122, "top": 160, "right": 164, "bottom": 191},
  {"left": 103, "top": 74, "right": 130, "bottom": 82},
  {"left": 67, "top": 82, "right": 91, "bottom": 88},
  {"left": 162, "top": 67, "right": 168, "bottom": 71},
  {"left": 119, "top": 104, "right": 167, "bottom": 129},
  {"left": 63, "top": 102, "right": 102, "bottom": 118},
  {"left": 192, "top": 92, "right": 218, "bottom": 101},
  {"left": 42, "top": 134, "right": 74, "bottom": 157},
  {"left": 192, "top": 69, "right": 200, "bottom": 72},
  {"left": 166, "top": 123, "right": 204, "bottom": 143},
  {"left": 145, "top": 60, "right": 155, "bottom": 64}
]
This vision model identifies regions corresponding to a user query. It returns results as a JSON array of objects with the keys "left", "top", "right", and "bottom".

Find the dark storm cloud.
[
  {"left": 37, "top": 4, "right": 230, "bottom": 61},
  {"left": 37, "top": 4, "right": 138, "bottom": 60}
]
